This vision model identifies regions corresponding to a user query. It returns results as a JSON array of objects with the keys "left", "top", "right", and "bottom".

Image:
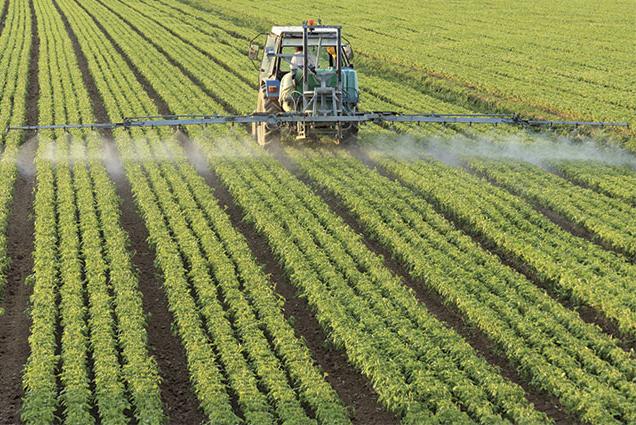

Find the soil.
[
  {"left": 0, "top": 140, "right": 37, "bottom": 425},
  {"left": 0, "top": 1, "right": 39, "bottom": 420},
  {"left": 274, "top": 145, "right": 580, "bottom": 425},
  {"left": 182, "top": 139, "right": 399, "bottom": 425},
  {"left": 0, "top": 0, "right": 9, "bottom": 36},
  {"left": 107, "top": 147, "right": 207, "bottom": 425}
]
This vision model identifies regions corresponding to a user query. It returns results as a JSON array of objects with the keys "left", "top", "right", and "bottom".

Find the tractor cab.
[{"left": 248, "top": 21, "right": 359, "bottom": 145}]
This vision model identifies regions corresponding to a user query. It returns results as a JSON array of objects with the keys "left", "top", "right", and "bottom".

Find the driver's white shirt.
[{"left": 290, "top": 52, "right": 315, "bottom": 70}]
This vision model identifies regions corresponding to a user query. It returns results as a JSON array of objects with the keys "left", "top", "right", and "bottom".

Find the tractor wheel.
[
  {"left": 256, "top": 90, "right": 282, "bottom": 146},
  {"left": 340, "top": 124, "right": 359, "bottom": 144}
]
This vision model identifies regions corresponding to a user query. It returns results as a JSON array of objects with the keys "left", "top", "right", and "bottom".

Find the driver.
[{"left": 290, "top": 46, "right": 315, "bottom": 71}]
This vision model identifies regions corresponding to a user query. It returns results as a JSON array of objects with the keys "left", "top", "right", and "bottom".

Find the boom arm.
[{"left": 6, "top": 112, "right": 629, "bottom": 132}]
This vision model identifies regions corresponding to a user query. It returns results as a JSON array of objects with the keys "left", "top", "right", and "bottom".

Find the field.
[{"left": 0, "top": 0, "right": 634, "bottom": 424}]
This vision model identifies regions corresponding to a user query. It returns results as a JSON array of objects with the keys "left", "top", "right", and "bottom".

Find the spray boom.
[{"left": 6, "top": 112, "right": 629, "bottom": 133}]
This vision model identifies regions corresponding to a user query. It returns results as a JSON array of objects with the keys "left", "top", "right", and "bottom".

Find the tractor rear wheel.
[
  {"left": 339, "top": 124, "right": 359, "bottom": 144},
  {"left": 255, "top": 90, "right": 282, "bottom": 146}
]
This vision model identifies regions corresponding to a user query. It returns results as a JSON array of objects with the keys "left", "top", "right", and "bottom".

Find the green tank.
[
  {"left": 341, "top": 67, "right": 359, "bottom": 105},
  {"left": 294, "top": 67, "right": 358, "bottom": 107}
]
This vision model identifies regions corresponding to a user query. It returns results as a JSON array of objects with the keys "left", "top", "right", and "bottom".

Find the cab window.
[{"left": 279, "top": 46, "right": 296, "bottom": 73}]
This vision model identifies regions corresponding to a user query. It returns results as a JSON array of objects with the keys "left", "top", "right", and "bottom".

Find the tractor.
[{"left": 249, "top": 20, "right": 358, "bottom": 145}]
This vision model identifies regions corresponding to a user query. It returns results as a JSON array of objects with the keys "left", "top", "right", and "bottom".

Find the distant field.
[{"left": 188, "top": 0, "right": 636, "bottom": 147}]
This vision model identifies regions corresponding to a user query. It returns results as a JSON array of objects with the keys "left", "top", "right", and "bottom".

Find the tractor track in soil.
[
  {"left": 0, "top": 0, "right": 10, "bottom": 45},
  {"left": 107, "top": 152, "right": 207, "bottom": 425},
  {"left": 0, "top": 0, "right": 39, "bottom": 420},
  {"left": 182, "top": 139, "right": 399, "bottom": 425},
  {"left": 0, "top": 141, "right": 36, "bottom": 425},
  {"left": 271, "top": 145, "right": 579, "bottom": 425},
  {"left": 55, "top": 3, "right": 205, "bottom": 422}
]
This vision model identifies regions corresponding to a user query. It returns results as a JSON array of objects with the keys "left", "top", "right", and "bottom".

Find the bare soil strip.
[
  {"left": 182, "top": 139, "right": 399, "bottom": 425},
  {"left": 0, "top": 140, "right": 36, "bottom": 425},
  {"left": 273, "top": 146, "right": 579, "bottom": 424},
  {"left": 0, "top": 0, "right": 39, "bottom": 419},
  {"left": 0, "top": 0, "right": 10, "bottom": 44},
  {"left": 53, "top": 3, "right": 204, "bottom": 421}
]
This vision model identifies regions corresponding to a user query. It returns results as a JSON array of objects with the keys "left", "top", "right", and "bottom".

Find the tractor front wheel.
[{"left": 255, "top": 90, "right": 282, "bottom": 146}]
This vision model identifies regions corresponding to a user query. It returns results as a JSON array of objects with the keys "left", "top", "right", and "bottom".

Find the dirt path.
[
  {"left": 0, "top": 139, "right": 37, "bottom": 425},
  {"left": 106, "top": 149, "right": 206, "bottom": 425},
  {"left": 0, "top": 0, "right": 40, "bottom": 420},
  {"left": 0, "top": 0, "right": 10, "bottom": 36},
  {"left": 182, "top": 139, "right": 399, "bottom": 425}
]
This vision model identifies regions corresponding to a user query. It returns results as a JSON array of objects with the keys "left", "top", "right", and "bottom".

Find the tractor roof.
[{"left": 271, "top": 26, "right": 340, "bottom": 36}]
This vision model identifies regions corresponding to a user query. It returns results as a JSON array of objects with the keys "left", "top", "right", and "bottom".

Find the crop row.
[
  {"left": 22, "top": 132, "right": 58, "bottom": 425},
  {"left": 467, "top": 159, "right": 636, "bottom": 258},
  {"left": 197, "top": 136, "right": 548, "bottom": 423},
  {"left": 369, "top": 151, "right": 636, "bottom": 338},
  {"left": 22, "top": 0, "right": 163, "bottom": 423},
  {"left": 0, "top": 0, "right": 32, "bottom": 309},
  {"left": 57, "top": 1, "right": 350, "bottom": 422},
  {"left": 554, "top": 161, "right": 636, "bottom": 206},
  {"left": 288, "top": 147, "right": 636, "bottom": 424},
  {"left": 77, "top": 0, "right": 253, "bottom": 113}
]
